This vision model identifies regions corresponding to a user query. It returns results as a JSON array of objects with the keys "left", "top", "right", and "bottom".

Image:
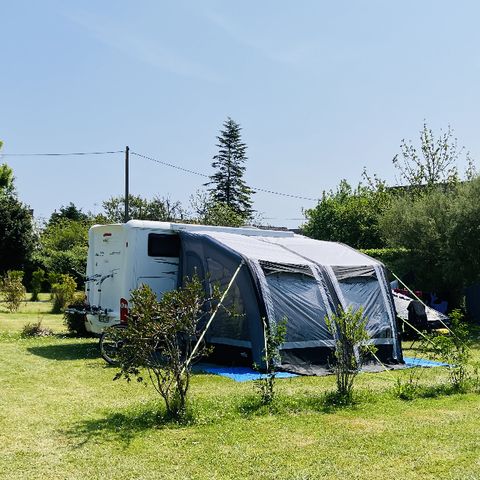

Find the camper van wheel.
[{"left": 99, "top": 324, "right": 127, "bottom": 365}]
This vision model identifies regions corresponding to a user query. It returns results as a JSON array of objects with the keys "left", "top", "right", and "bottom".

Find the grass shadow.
[
  {"left": 28, "top": 341, "right": 99, "bottom": 361},
  {"left": 66, "top": 404, "right": 192, "bottom": 447}
]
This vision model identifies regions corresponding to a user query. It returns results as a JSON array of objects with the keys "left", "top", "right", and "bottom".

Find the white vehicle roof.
[{"left": 90, "top": 220, "right": 295, "bottom": 238}]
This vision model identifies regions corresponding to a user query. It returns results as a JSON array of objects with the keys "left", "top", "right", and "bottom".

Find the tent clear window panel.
[
  {"left": 263, "top": 270, "right": 332, "bottom": 343},
  {"left": 337, "top": 276, "right": 391, "bottom": 339}
]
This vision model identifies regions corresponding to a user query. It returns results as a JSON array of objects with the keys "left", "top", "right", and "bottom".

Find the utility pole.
[{"left": 124, "top": 145, "right": 130, "bottom": 223}]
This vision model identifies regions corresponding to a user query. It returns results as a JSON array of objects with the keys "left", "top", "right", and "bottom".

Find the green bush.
[
  {"left": 1, "top": 270, "right": 26, "bottom": 312},
  {"left": 30, "top": 269, "right": 45, "bottom": 302},
  {"left": 325, "top": 306, "right": 377, "bottom": 403},
  {"left": 423, "top": 309, "right": 471, "bottom": 392},
  {"left": 360, "top": 247, "right": 412, "bottom": 279},
  {"left": 50, "top": 274, "right": 77, "bottom": 313},
  {"left": 63, "top": 296, "right": 90, "bottom": 336},
  {"left": 113, "top": 276, "right": 226, "bottom": 422}
]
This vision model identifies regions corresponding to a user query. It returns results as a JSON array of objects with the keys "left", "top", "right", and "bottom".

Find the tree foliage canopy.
[
  {"left": 392, "top": 123, "right": 475, "bottom": 189},
  {"left": 302, "top": 179, "right": 391, "bottom": 249},
  {"left": 380, "top": 176, "right": 480, "bottom": 301},
  {"left": 102, "top": 194, "right": 183, "bottom": 223}
]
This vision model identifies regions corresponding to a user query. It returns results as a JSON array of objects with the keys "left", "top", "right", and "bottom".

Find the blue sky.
[{"left": 1, "top": 1, "right": 479, "bottom": 227}]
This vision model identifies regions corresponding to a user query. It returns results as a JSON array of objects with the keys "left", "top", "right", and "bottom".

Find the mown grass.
[{"left": 0, "top": 301, "right": 479, "bottom": 480}]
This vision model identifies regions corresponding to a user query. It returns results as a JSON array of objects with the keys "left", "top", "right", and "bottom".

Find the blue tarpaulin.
[
  {"left": 196, "top": 364, "right": 298, "bottom": 382},
  {"left": 403, "top": 357, "right": 449, "bottom": 368}
]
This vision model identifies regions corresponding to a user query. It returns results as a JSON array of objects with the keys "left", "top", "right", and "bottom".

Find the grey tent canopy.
[{"left": 179, "top": 231, "right": 403, "bottom": 375}]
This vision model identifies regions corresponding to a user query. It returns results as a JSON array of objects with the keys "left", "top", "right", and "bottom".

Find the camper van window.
[{"left": 148, "top": 234, "right": 181, "bottom": 257}]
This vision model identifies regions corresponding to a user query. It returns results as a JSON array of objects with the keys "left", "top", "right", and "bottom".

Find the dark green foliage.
[
  {"left": 360, "top": 248, "right": 411, "bottom": 279},
  {"left": 206, "top": 118, "right": 254, "bottom": 220},
  {"left": 48, "top": 202, "right": 88, "bottom": 225},
  {"left": 254, "top": 318, "right": 287, "bottom": 405},
  {"left": 21, "top": 320, "right": 53, "bottom": 337},
  {"left": 303, "top": 179, "right": 391, "bottom": 249},
  {"left": 102, "top": 194, "right": 183, "bottom": 223},
  {"left": 63, "top": 296, "right": 90, "bottom": 336},
  {"left": 325, "top": 306, "right": 376, "bottom": 403},
  {"left": 1, "top": 270, "right": 26, "bottom": 312},
  {"left": 30, "top": 269, "right": 45, "bottom": 302},
  {"left": 113, "top": 276, "right": 225, "bottom": 421},
  {"left": 0, "top": 193, "right": 35, "bottom": 274},
  {"left": 379, "top": 177, "right": 480, "bottom": 303}
]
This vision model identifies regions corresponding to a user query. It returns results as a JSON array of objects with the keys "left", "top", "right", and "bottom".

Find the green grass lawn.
[{"left": 0, "top": 300, "right": 479, "bottom": 480}]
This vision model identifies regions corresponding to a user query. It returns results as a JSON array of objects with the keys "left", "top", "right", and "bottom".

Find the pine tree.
[{"left": 206, "top": 117, "right": 254, "bottom": 219}]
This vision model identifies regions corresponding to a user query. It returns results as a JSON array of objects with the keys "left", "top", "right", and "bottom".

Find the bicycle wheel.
[{"left": 99, "top": 324, "right": 126, "bottom": 365}]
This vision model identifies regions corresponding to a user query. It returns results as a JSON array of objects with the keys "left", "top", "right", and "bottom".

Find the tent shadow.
[
  {"left": 28, "top": 341, "right": 99, "bottom": 361},
  {"left": 65, "top": 406, "right": 187, "bottom": 447}
]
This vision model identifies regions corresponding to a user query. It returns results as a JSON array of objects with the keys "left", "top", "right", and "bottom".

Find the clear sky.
[{"left": 1, "top": 1, "right": 479, "bottom": 227}]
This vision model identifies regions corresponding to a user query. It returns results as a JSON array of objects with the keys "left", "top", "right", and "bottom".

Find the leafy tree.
[
  {"left": 0, "top": 192, "right": 35, "bottom": 274},
  {"left": 302, "top": 179, "right": 391, "bottom": 249},
  {"left": 379, "top": 176, "right": 480, "bottom": 305},
  {"left": 206, "top": 117, "right": 254, "bottom": 220},
  {"left": 35, "top": 218, "right": 89, "bottom": 285},
  {"left": 392, "top": 122, "right": 475, "bottom": 189},
  {"left": 102, "top": 194, "right": 183, "bottom": 223},
  {"left": 0, "top": 141, "right": 15, "bottom": 194},
  {"left": 189, "top": 191, "right": 245, "bottom": 227},
  {"left": 48, "top": 202, "right": 88, "bottom": 225}
]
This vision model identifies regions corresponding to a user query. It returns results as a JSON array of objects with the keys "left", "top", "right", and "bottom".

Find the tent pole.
[{"left": 182, "top": 259, "right": 245, "bottom": 373}]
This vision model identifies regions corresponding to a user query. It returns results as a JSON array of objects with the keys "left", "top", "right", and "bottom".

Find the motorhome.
[{"left": 84, "top": 220, "right": 291, "bottom": 334}]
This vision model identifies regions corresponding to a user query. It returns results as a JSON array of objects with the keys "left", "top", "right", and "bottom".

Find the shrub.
[
  {"left": 1, "top": 270, "right": 26, "bottom": 312},
  {"left": 113, "top": 276, "right": 228, "bottom": 421},
  {"left": 51, "top": 274, "right": 77, "bottom": 313},
  {"left": 423, "top": 309, "right": 471, "bottom": 392},
  {"left": 254, "top": 317, "right": 287, "bottom": 405},
  {"left": 21, "top": 320, "right": 53, "bottom": 337},
  {"left": 63, "top": 295, "right": 89, "bottom": 336},
  {"left": 325, "top": 306, "right": 376, "bottom": 403},
  {"left": 30, "top": 269, "right": 45, "bottom": 302}
]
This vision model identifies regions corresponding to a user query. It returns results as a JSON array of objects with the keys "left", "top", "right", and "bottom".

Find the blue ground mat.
[
  {"left": 196, "top": 358, "right": 447, "bottom": 382},
  {"left": 403, "top": 356, "right": 449, "bottom": 368},
  {"left": 196, "top": 364, "right": 298, "bottom": 382}
]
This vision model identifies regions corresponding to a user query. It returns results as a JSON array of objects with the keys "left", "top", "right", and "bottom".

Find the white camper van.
[{"left": 85, "top": 220, "right": 291, "bottom": 334}]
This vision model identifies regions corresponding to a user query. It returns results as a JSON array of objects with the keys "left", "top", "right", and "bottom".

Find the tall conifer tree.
[{"left": 206, "top": 117, "right": 254, "bottom": 219}]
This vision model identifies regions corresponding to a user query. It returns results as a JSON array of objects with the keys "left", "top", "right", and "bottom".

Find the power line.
[
  {"left": 131, "top": 150, "right": 320, "bottom": 202},
  {"left": 0, "top": 150, "right": 124, "bottom": 157}
]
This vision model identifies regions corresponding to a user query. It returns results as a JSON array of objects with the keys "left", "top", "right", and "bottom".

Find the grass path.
[{"left": 0, "top": 301, "right": 479, "bottom": 479}]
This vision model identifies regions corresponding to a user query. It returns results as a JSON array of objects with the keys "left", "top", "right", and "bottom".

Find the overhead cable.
[
  {"left": 0, "top": 150, "right": 124, "bottom": 157},
  {"left": 131, "top": 150, "right": 320, "bottom": 202}
]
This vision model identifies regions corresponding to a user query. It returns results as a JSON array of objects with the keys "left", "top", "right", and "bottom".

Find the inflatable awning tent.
[{"left": 179, "top": 231, "right": 403, "bottom": 375}]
